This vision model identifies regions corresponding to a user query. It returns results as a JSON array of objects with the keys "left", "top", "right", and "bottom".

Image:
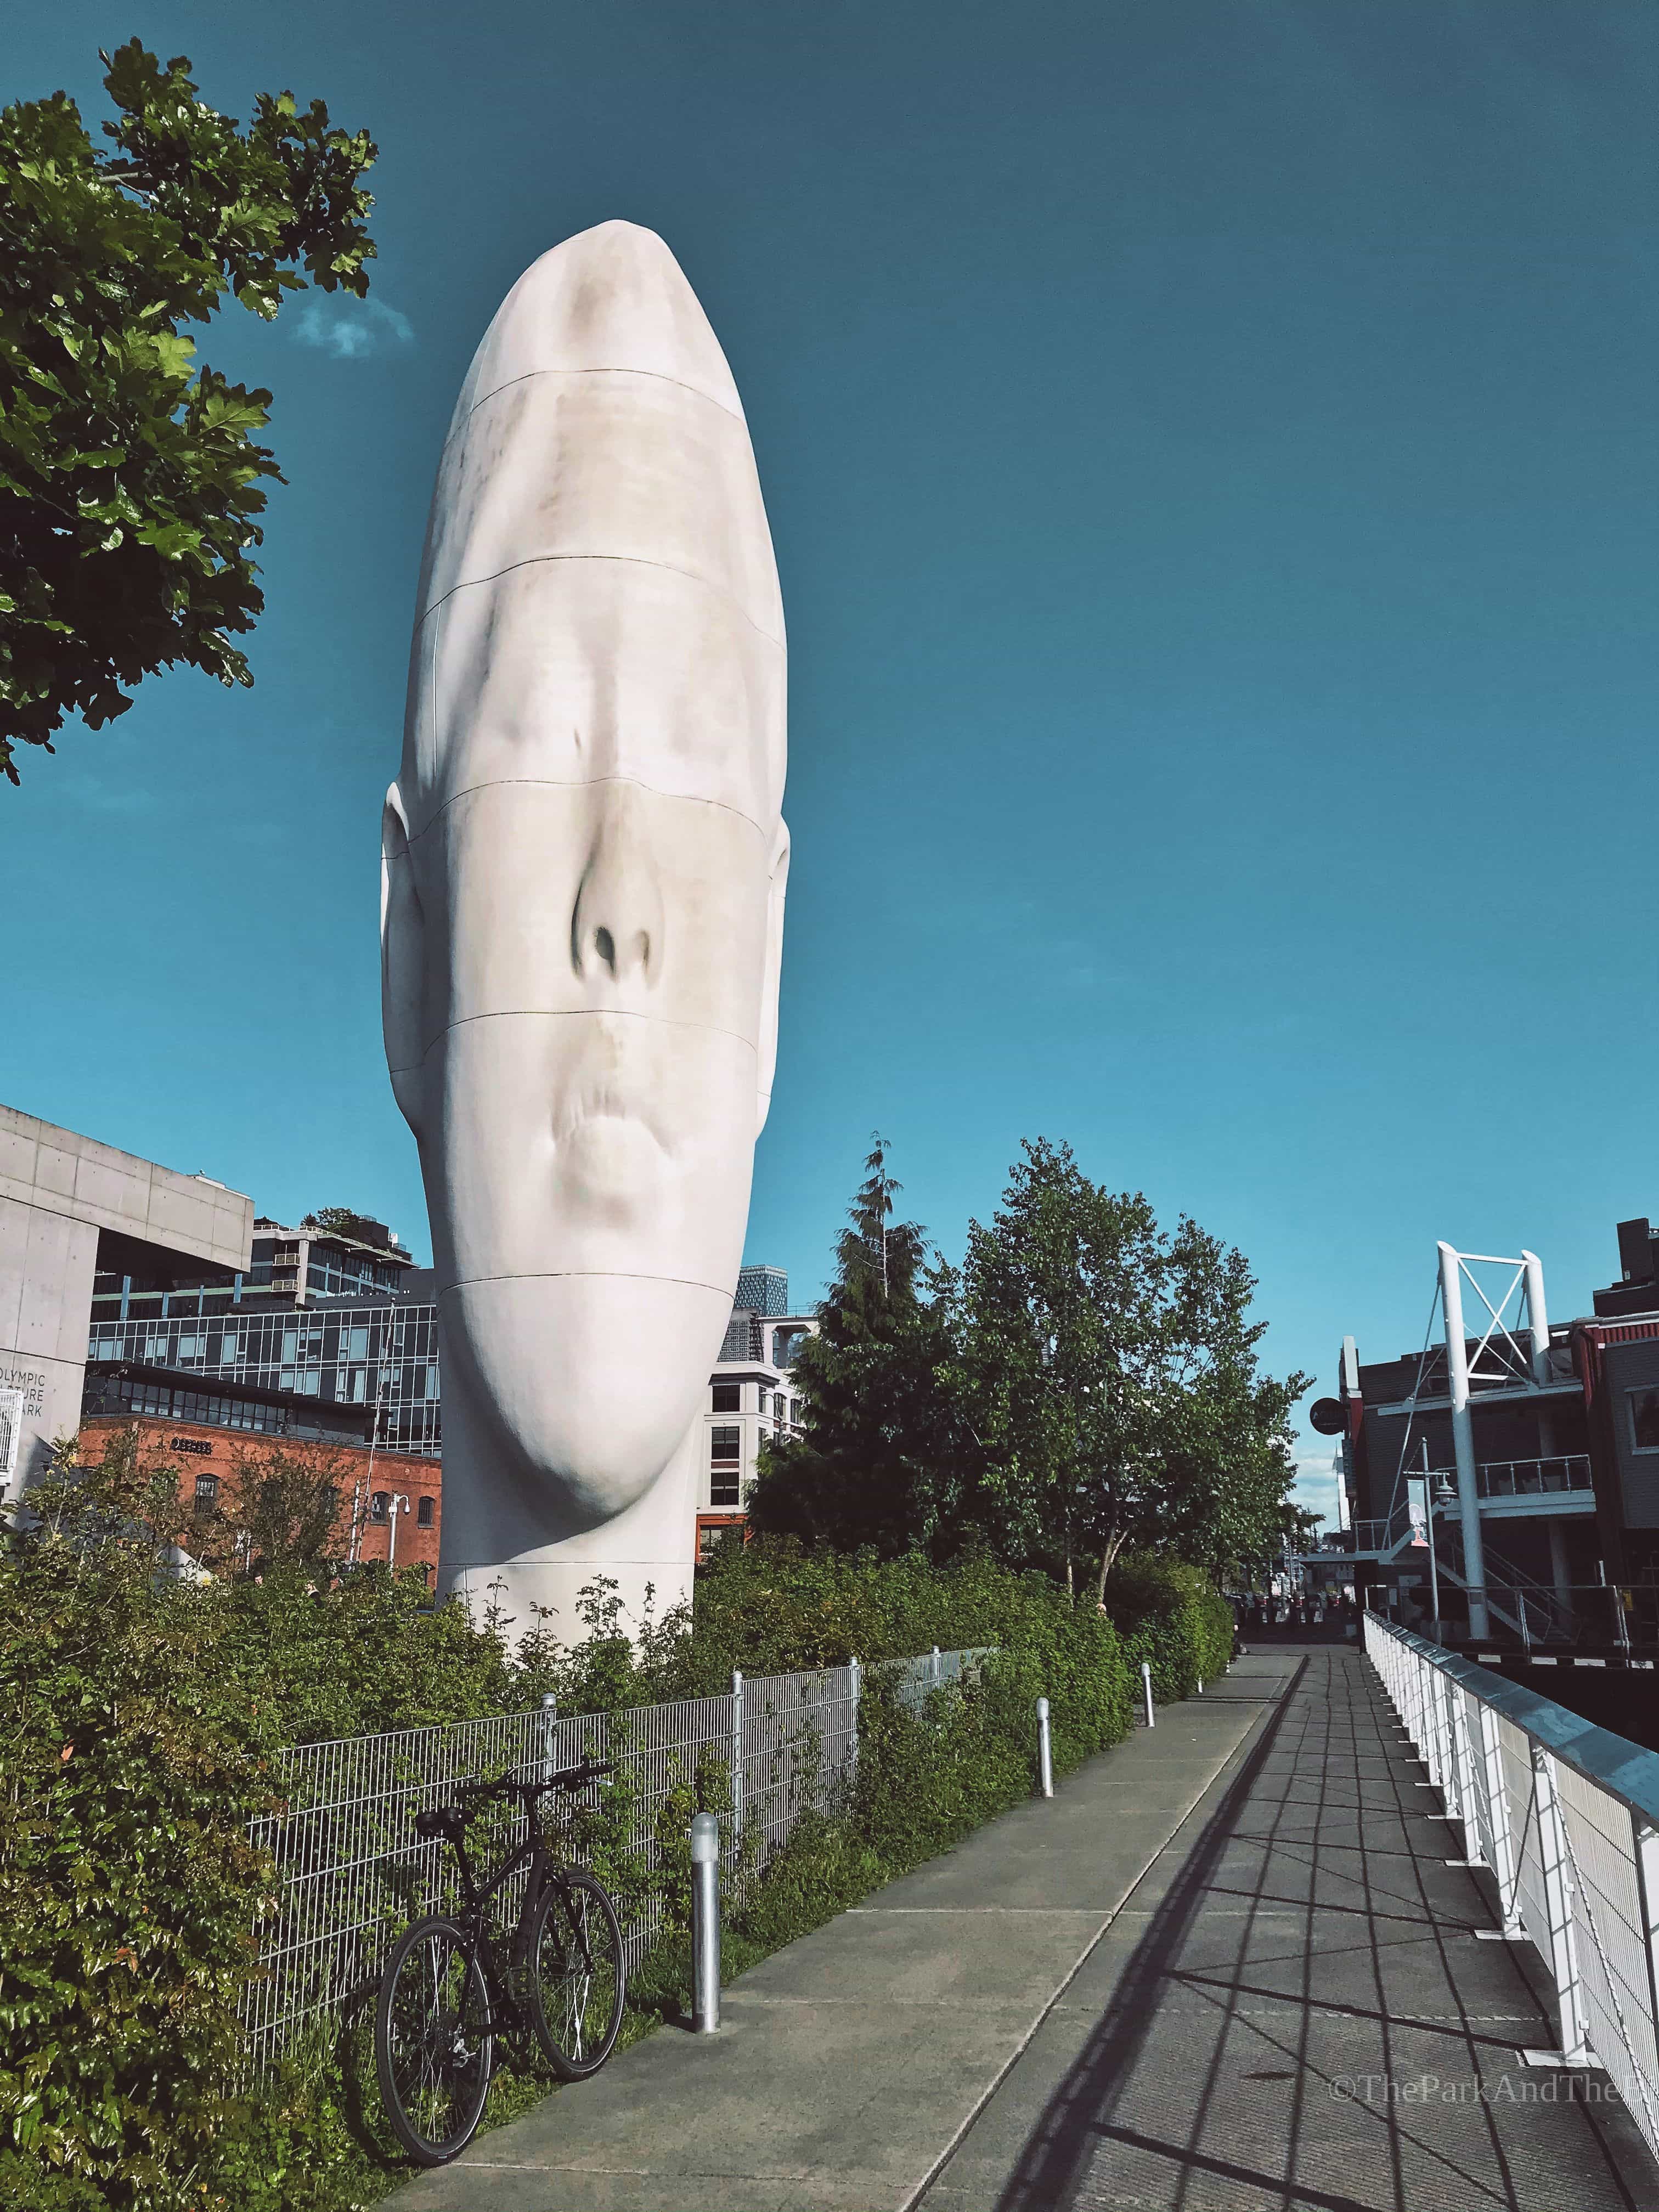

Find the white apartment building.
[{"left": 697, "top": 1280, "right": 817, "bottom": 1561}]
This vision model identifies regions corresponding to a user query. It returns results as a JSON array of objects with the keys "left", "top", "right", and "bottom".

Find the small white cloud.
[{"left": 293, "top": 295, "right": 415, "bottom": 360}]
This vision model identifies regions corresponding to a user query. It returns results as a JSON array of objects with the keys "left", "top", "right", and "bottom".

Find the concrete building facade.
[{"left": 1, "top": 1104, "right": 252, "bottom": 1498}]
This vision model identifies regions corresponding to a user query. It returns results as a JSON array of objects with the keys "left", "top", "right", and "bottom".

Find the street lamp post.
[
  {"left": 386, "top": 1492, "right": 410, "bottom": 1567},
  {"left": 1414, "top": 1463, "right": 1457, "bottom": 1645}
]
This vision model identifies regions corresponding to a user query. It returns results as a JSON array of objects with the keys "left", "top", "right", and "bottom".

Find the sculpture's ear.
[
  {"left": 381, "top": 782, "right": 425, "bottom": 1137},
  {"left": 755, "top": 819, "right": 789, "bottom": 1135}
]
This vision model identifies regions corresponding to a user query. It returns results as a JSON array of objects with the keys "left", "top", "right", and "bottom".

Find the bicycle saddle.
[{"left": 414, "top": 1807, "right": 466, "bottom": 1844}]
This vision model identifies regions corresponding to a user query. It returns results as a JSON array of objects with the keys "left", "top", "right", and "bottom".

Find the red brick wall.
[{"left": 77, "top": 1415, "right": 443, "bottom": 1576}]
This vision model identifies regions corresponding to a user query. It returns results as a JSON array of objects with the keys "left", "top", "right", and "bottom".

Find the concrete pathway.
[
  {"left": 927, "top": 1646, "right": 1658, "bottom": 2212},
  {"left": 386, "top": 1648, "right": 1659, "bottom": 2211},
  {"left": 387, "top": 1658, "right": 1285, "bottom": 2211}
]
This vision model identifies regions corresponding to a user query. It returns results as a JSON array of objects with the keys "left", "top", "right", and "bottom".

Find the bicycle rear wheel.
[
  {"left": 375, "top": 1914, "right": 494, "bottom": 2165},
  {"left": 528, "top": 1870, "right": 625, "bottom": 2079}
]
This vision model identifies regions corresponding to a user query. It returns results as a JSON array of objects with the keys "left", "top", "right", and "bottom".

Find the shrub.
[
  {"left": 0, "top": 1539, "right": 276, "bottom": 2211},
  {"left": 0, "top": 1502, "right": 1216, "bottom": 2209},
  {"left": 1103, "top": 1551, "right": 1234, "bottom": 1702}
]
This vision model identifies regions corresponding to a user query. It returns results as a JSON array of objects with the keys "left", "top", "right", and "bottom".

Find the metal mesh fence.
[{"left": 241, "top": 1645, "right": 989, "bottom": 2070}]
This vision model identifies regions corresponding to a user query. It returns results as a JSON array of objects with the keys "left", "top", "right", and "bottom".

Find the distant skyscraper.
[{"left": 736, "top": 1264, "right": 789, "bottom": 1318}]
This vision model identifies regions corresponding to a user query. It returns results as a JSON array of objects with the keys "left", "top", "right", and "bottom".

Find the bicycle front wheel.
[
  {"left": 375, "top": 1915, "right": 494, "bottom": 2166},
  {"left": 528, "top": 1870, "right": 625, "bottom": 2079}
]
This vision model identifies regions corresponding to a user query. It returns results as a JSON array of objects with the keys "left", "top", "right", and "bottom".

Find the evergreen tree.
[{"left": 746, "top": 1137, "right": 973, "bottom": 1555}]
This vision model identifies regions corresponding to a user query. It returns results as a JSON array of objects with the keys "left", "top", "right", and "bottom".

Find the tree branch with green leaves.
[{"left": 0, "top": 41, "right": 377, "bottom": 783}]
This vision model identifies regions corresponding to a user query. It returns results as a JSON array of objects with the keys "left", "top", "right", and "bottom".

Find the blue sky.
[{"left": 5, "top": 3, "right": 1655, "bottom": 1529}]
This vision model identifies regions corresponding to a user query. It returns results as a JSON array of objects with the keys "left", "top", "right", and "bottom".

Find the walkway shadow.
[
  {"left": 988, "top": 1656, "right": 1309, "bottom": 2212},
  {"left": 983, "top": 1653, "right": 1648, "bottom": 2212}
]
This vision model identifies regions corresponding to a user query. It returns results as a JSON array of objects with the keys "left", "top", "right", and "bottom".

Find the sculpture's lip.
[{"left": 553, "top": 1085, "right": 674, "bottom": 1160}]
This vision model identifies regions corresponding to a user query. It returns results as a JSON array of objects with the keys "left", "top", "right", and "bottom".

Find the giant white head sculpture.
[{"left": 381, "top": 222, "right": 787, "bottom": 1632}]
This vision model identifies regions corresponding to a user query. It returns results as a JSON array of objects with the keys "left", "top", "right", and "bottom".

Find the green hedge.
[
  {"left": 0, "top": 1530, "right": 1223, "bottom": 2210},
  {"left": 1102, "top": 1551, "right": 1235, "bottom": 1705}
]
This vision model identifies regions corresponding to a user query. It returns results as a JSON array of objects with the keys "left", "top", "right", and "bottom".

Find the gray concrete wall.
[{"left": 0, "top": 1105, "right": 253, "bottom": 1496}]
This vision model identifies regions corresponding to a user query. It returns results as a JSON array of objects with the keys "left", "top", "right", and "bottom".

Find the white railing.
[
  {"left": 241, "top": 1645, "right": 993, "bottom": 2070},
  {"left": 1365, "top": 1613, "right": 1659, "bottom": 2157}
]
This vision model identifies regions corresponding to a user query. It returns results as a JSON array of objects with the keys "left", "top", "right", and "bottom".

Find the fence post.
[
  {"left": 1036, "top": 1696, "right": 1054, "bottom": 1798},
  {"left": 848, "top": 1656, "right": 861, "bottom": 1775},
  {"left": 690, "top": 1812, "right": 721, "bottom": 2033},
  {"left": 730, "top": 1670, "right": 744, "bottom": 1855},
  {"left": 1447, "top": 1687, "right": 1481, "bottom": 1863},
  {"left": 1141, "top": 1661, "right": 1155, "bottom": 1729},
  {"left": 1474, "top": 1702, "right": 1524, "bottom": 1936},
  {"left": 1521, "top": 1745, "right": 1594, "bottom": 2067},
  {"left": 933, "top": 1644, "right": 941, "bottom": 1690},
  {"left": 1630, "top": 1814, "right": 1659, "bottom": 2100},
  {"left": 1437, "top": 1674, "right": 1460, "bottom": 1816},
  {"left": 540, "top": 1691, "right": 557, "bottom": 1782}
]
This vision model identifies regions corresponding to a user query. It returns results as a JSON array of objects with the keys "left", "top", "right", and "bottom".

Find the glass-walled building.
[{"left": 85, "top": 1299, "right": 441, "bottom": 1458}]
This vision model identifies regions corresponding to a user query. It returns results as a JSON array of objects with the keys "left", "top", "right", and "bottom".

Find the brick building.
[{"left": 76, "top": 1410, "right": 442, "bottom": 1577}]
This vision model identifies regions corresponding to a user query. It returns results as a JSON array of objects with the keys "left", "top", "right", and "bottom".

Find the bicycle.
[{"left": 374, "top": 1758, "right": 627, "bottom": 2166}]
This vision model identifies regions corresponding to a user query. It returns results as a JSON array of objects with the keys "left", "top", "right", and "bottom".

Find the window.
[
  {"left": 370, "top": 1491, "right": 390, "bottom": 1522},
  {"left": 1631, "top": 1389, "right": 1659, "bottom": 1452},
  {"left": 712, "top": 1382, "right": 741, "bottom": 1413},
  {"left": 790, "top": 1399, "right": 802, "bottom": 1425},
  {"left": 710, "top": 1425, "right": 741, "bottom": 1506},
  {"left": 192, "top": 1473, "right": 218, "bottom": 1515},
  {"left": 417, "top": 1495, "right": 435, "bottom": 1528}
]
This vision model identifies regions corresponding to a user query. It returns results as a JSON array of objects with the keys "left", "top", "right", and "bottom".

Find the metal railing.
[
  {"left": 1474, "top": 1454, "right": 1592, "bottom": 1498},
  {"left": 241, "top": 1645, "right": 992, "bottom": 2071},
  {"left": 1365, "top": 1612, "right": 1659, "bottom": 2159}
]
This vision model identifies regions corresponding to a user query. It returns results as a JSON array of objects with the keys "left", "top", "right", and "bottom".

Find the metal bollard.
[
  {"left": 1197, "top": 1678, "right": 1204, "bottom": 1695},
  {"left": 690, "top": 1812, "right": 721, "bottom": 2033},
  {"left": 1036, "top": 1696, "right": 1054, "bottom": 1798},
  {"left": 1141, "top": 1660, "right": 1155, "bottom": 1729}
]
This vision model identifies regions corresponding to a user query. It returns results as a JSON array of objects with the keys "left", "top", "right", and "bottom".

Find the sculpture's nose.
[{"left": 570, "top": 785, "right": 664, "bottom": 989}]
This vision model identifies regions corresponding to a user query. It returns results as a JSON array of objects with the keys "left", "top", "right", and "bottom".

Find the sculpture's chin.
[{"left": 439, "top": 1273, "right": 732, "bottom": 1534}]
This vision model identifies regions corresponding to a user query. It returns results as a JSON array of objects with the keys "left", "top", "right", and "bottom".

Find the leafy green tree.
[
  {"left": 0, "top": 41, "right": 377, "bottom": 783},
  {"left": 949, "top": 1139, "right": 1308, "bottom": 1598},
  {"left": 229, "top": 1437, "right": 354, "bottom": 1576},
  {"left": 301, "top": 1205, "right": 387, "bottom": 1244}
]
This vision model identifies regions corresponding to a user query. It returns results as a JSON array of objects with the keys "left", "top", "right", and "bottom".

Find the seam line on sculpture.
[
  {"left": 448, "top": 364, "right": 746, "bottom": 442},
  {"left": 438, "top": 1270, "right": 735, "bottom": 1294},
  {"left": 404, "top": 775, "right": 775, "bottom": 850},
  {"left": 410, "top": 1008, "right": 759, "bottom": 1062},
  {"left": 415, "top": 552, "right": 785, "bottom": 647}
]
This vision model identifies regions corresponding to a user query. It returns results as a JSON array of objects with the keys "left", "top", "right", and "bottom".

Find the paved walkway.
[{"left": 388, "top": 1649, "right": 1659, "bottom": 2211}]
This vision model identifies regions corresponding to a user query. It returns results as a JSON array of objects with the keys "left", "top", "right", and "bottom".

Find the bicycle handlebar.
[{"left": 450, "top": 1758, "right": 614, "bottom": 1808}]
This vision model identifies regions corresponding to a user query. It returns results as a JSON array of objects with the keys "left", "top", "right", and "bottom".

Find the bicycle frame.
[{"left": 445, "top": 1820, "right": 551, "bottom": 2011}]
